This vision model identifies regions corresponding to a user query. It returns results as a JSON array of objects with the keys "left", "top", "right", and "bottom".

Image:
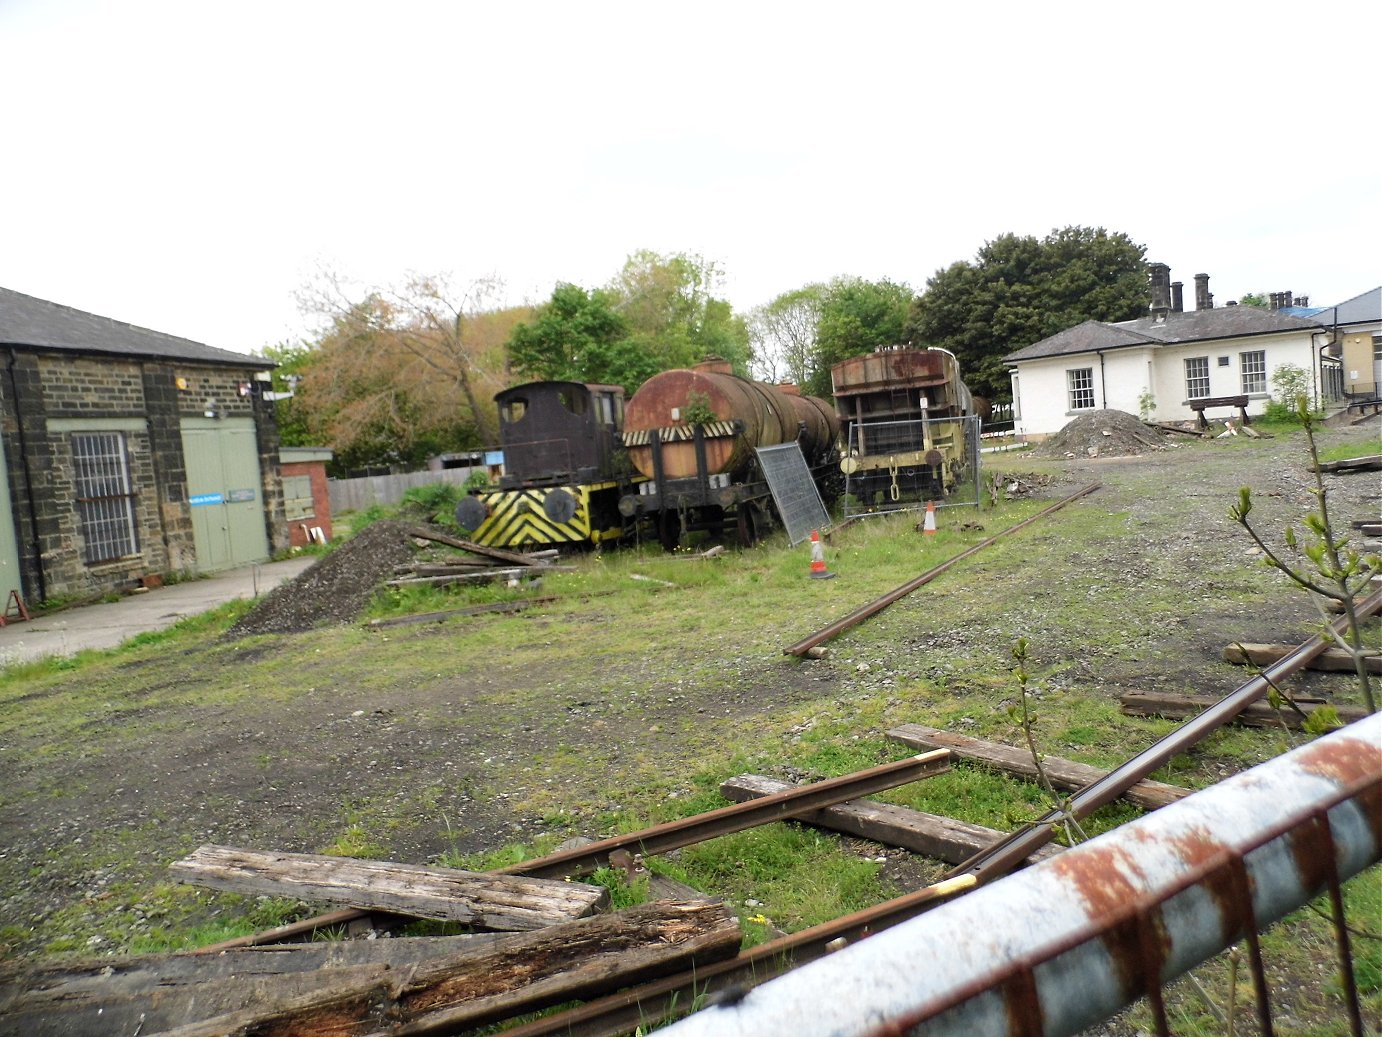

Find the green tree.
[
  {"left": 505, "top": 251, "right": 751, "bottom": 394},
  {"left": 262, "top": 341, "right": 316, "bottom": 447},
  {"left": 611, "top": 250, "right": 751, "bottom": 378},
  {"left": 506, "top": 283, "right": 633, "bottom": 385},
  {"left": 905, "top": 226, "right": 1147, "bottom": 399},
  {"left": 804, "top": 277, "right": 913, "bottom": 397},
  {"left": 749, "top": 285, "right": 824, "bottom": 386},
  {"left": 1238, "top": 291, "right": 1268, "bottom": 308}
]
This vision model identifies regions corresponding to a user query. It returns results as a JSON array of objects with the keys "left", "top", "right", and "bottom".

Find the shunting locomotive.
[{"left": 455, "top": 380, "right": 636, "bottom": 548}]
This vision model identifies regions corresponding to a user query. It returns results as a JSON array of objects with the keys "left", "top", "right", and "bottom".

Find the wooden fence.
[{"left": 328, "top": 467, "right": 480, "bottom": 514}]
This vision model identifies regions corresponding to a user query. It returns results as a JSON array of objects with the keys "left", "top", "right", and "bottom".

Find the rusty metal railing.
[{"left": 658, "top": 713, "right": 1382, "bottom": 1037}]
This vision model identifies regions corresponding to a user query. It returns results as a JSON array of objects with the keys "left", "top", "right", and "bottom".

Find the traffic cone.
[
  {"left": 808, "top": 529, "right": 835, "bottom": 579},
  {"left": 922, "top": 501, "right": 937, "bottom": 535}
]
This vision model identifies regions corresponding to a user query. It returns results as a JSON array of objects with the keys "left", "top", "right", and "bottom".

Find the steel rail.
[
  {"left": 944, "top": 583, "right": 1382, "bottom": 885},
  {"left": 491, "top": 749, "right": 950, "bottom": 880},
  {"left": 783, "top": 483, "right": 1102, "bottom": 657},
  {"left": 481, "top": 587, "right": 1382, "bottom": 1035},
  {"left": 657, "top": 714, "right": 1382, "bottom": 1037},
  {"left": 194, "top": 750, "right": 949, "bottom": 952},
  {"left": 482, "top": 873, "right": 981, "bottom": 1037}
]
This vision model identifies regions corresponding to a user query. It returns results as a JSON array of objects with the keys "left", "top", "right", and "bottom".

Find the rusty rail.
[
  {"left": 194, "top": 750, "right": 949, "bottom": 952},
  {"left": 946, "top": 583, "right": 1382, "bottom": 885},
  {"left": 485, "top": 587, "right": 1382, "bottom": 1035},
  {"left": 783, "top": 484, "right": 1101, "bottom": 657},
  {"left": 657, "top": 714, "right": 1382, "bottom": 1037},
  {"left": 491, "top": 749, "right": 950, "bottom": 880}
]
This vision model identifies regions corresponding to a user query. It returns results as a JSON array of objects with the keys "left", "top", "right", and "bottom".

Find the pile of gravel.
[
  {"left": 1033, "top": 409, "right": 1170, "bottom": 459},
  {"left": 226, "top": 520, "right": 420, "bottom": 637}
]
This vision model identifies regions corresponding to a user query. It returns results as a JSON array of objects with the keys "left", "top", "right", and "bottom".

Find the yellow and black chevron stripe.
[{"left": 469, "top": 483, "right": 625, "bottom": 548}]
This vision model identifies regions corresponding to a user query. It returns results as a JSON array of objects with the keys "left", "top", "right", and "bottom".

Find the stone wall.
[{"left": 1, "top": 351, "right": 286, "bottom": 602}]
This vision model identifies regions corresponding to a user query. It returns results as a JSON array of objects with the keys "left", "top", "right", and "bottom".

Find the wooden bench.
[
  {"left": 1188, "top": 394, "right": 1250, "bottom": 429},
  {"left": 1345, "top": 396, "right": 1382, "bottom": 416}
]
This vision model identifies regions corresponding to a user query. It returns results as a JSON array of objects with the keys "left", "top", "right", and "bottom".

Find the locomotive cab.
[{"left": 495, "top": 381, "right": 626, "bottom": 489}]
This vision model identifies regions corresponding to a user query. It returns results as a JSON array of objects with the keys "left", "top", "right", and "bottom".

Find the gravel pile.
[
  {"left": 1034, "top": 409, "right": 1170, "bottom": 458},
  {"left": 226, "top": 520, "right": 420, "bottom": 637}
]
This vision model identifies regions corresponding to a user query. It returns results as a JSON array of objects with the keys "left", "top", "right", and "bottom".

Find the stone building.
[{"left": 0, "top": 287, "right": 288, "bottom": 606}]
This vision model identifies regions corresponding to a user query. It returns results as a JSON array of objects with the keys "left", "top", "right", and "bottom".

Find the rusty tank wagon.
[{"left": 618, "top": 358, "right": 839, "bottom": 549}]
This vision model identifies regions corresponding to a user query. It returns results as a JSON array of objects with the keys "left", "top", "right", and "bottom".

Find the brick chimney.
[
  {"left": 1194, "top": 273, "right": 1213, "bottom": 310},
  {"left": 1296, "top": 294, "right": 1308, "bottom": 307},
  {"left": 1171, "top": 281, "right": 1184, "bottom": 313},
  {"left": 1148, "top": 263, "right": 1172, "bottom": 320}
]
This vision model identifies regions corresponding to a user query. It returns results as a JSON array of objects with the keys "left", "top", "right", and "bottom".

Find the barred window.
[
  {"left": 283, "top": 474, "right": 315, "bottom": 521},
  {"left": 1185, "top": 357, "right": 1210, "bottom": 400},
  {"left": 72, "top": 432, "right": 138, "bottom": 563},
  {"left": 1240, "top": 350, "right": 1267, "bottom": 394},
  {"left": 1067, "top": 368, "right": 1095, "bottom": 410}
]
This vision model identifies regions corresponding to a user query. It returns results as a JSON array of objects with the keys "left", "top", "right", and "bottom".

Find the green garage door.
[
  {"left": 180, "top": 418, "right": 270, "bottom": 572},
  {"left": 0, "top": 429, "right": 22, "bottom": 600}
]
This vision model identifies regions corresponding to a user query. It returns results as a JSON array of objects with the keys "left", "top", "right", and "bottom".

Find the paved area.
[{"left": 0, "top": 555, "right": 319, "bottom": 668}]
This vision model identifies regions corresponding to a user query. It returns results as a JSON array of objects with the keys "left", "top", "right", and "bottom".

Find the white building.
[{"left": 1003, "top": 266, "right": 1333, "bottom": 439}]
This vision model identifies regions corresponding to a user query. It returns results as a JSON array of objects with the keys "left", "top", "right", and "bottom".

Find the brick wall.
[{"left": 281, "top": 460, "right": 333, "bottom": 548}]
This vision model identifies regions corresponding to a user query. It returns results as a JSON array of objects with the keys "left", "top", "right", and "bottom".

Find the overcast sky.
[{"left": 3, "top": 0, "right": 1377, "bottom": 356}]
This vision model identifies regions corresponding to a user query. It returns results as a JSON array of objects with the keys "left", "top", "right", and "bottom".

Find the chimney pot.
[
  {"left": 1148, "top": 262, "right": 1172, "bottom": 319},
  {"left": 1171, "top": 281, "right": 1184, "bottom": 313},
  {"left": 1194, "top": 273, "right": 1212, "bottom": 311}
]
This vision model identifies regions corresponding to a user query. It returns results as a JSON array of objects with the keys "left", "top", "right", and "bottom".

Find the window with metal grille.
[
  {"left": 1240, "top": 350, "right": 1267, "bottom": 394},
  {"left": 72, "top": 432, "right": 138, "bottom": 563},
  {"left": 1185, "top": 356, "right": 1210, "bottom": 399},
  {"left": 1066, "top": 368, "right": 1095, "bottom": 410}
]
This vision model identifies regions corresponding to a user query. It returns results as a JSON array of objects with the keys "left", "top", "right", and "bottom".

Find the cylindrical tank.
[{"left": 624, "top": 359, "right": 837, "bottom": 479}]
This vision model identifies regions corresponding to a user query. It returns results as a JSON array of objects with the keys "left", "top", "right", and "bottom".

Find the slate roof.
[
  {"left": 1004, "top": 305, "right": 1325, "bottom": 364},
  {"left": 0, "top": 287, "right": 270, "bottom": 368},
  {"left": 1308, "top": 286, "right": 1381, "bottom": 329}
]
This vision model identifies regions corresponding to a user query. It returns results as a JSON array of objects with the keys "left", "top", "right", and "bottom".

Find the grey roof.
[
  {"left": 1307, "top": 286, "right": 1381, "bottom": 329},
  {"left": 0, "top": 287, "right": 270, "bottom": 368},
  {"left": 1004, "top": 305, "right": 1324, "bottom": 364}
]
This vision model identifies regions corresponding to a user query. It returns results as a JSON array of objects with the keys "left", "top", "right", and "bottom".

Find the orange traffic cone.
[
  {"left": 922, "top": 501, "right": 937, "bottom": 535},
  {"left": 808, "top": 529, "right": 835, "bottom": 579}
]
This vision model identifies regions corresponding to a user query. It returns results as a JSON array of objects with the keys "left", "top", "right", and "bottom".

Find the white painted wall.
[{"left": 1010, "top": 329, "right": 1320, "bottom": 437}]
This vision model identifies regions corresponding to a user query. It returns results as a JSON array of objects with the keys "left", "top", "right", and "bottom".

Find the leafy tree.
[
  {"left": 294, "top": 274, "right": 528, "bottom": 471},
  {"left": 749, "top": 285, "right": 823, "bottom": 386},
  {"left": 507, "top": 283, "right": 631, "bottom": 385},
  {"left": 612, "top": 250, "right": 751, "bottom": 378},
  {"left": 1238, "top": 291, "right": 1269, "bottom": 308},
  {"left": 262, "top": 341, "right": 316, "bottom": 447},
  {"left": 804, "top": 277, "right": 913, "bottom": 397},
  {"left": 905, "top": 226, "right": 1147, "bottom": 399},
  {"left": 505, "top": 251, "right": 751, "bottom": 395}
]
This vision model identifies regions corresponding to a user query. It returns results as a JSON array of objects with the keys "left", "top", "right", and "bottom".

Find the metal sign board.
[{"left": 755, "top": 442, "right": 830, "bottom": 546}]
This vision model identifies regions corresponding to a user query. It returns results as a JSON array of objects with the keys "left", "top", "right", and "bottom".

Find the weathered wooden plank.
[
  {"left": 1315, "top": 454, "right": 1382, "bottom": 473},
  {"left": 887, "top": 724, "right": 1189, "bottom": 810},
  {"left": 366, "top": 597, "right": 558, "bottom": 629},
  {"left": 0, "top": 937, "right": 500, "bottom": 1037},
  {"left": 406, "top": 527, "right": 550, "bottom": 566},
  {"left": 169, "top": 845, "right": 609, "bottom": 930},
  {"left": 150, "top": 900, "right": 740, "bottom": 1037},
  {"left": 1224, "top": 642, "right": 1382, "bottom": 674},
  {"left": 719, "top": 774, "right": 1062, "bottom": 866},
  {"left": 1121, "top": 692, "right": 1369, "bottom": 731}
]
